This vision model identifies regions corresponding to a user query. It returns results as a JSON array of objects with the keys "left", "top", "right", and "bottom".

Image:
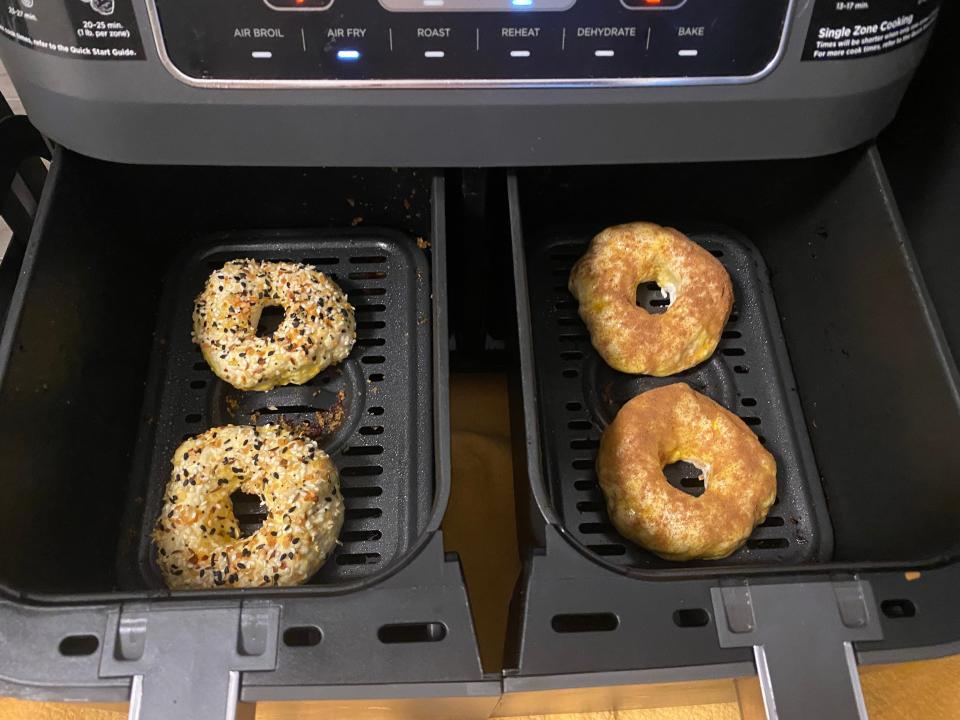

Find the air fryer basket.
[
  {"left": 504, "top": 147, "right": 960, "bottom": 704},
  {"left": 511, "top": 149, "right": 960, "bottom": 572},
  {"left": 0, "top": 155, "right": 440, "bottom": 597},
  {"left": 0, "top": 150, "right": 497, "bottom": 713},
  {"left": 123, "top": 230, "right": 432, "bottom": 589},
  {"left": 526, "top": 225, "right": 830, "bottom": 568}
]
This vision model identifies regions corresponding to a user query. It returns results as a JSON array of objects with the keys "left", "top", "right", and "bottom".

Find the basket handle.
[
  {"left": 99, "top": 603, "right": 279, "bottom": 720},
  {"left": 713, "top": 581, "right": 883, "bottom": 720}
]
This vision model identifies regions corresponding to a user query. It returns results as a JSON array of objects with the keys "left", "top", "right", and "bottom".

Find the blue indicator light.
[
  {"left": 337, "top": 49, "right": 361, "bottom": 61},
  {"left": 512, "top": 0, "right": 534, "bottom": 6}
]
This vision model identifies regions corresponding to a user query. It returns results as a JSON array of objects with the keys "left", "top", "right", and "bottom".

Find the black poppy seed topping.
[{"left": 192, "top": 259, "right": 356, "bottom": 391}]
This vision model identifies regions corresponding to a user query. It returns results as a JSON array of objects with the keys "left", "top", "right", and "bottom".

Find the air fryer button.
[
  {"left": 229, "top": 23, "right": 301, "bottom": 64},
  {"left": 392, "top": 24, "right": 468, "bottom": 66},
  {"left": 488, "top": 23, "right": 559, "bottom": 62},
  {"left": 317, "top": 25, "right": 391, "bottom": 71},
  {"left": 219, "top": 21, "right": 303, "bottom": 79},
  {"left": 568, "top": 23, "right": 647, "bottom": 66}
]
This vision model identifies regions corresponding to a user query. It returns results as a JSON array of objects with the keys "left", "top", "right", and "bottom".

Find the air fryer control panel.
[{"left": 150, "top": 0, "right": 792, "bottom": 86}]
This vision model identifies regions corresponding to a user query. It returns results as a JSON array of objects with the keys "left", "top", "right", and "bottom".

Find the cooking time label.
[
  {"left": 0, "top": 0, "right": 144, "bottom": 60},
  {"left": 803, "top": 0, "right": 940, "bottom": 61}
]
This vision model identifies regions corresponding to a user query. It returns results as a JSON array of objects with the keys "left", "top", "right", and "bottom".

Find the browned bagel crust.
[
  {"left": 569, "top": 223, "right": 733, "bottom": 376},
  {"left": 596, "top": 383, "right": 776, "bottom": 561}
]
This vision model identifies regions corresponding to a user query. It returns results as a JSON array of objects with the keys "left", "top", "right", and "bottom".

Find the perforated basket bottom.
[
  {"left": 527, "top": 226, "right": 831, "bottom": 567},
  {"left": 128, "top": 229, "right": 432, "bottom": 588}
]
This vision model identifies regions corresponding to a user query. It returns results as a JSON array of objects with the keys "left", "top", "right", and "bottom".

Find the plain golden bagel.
[
  {"left": 193, "top": 259, "right": 356, "bottom": 392},
  {"left": 153, "top": 424, "right": 344, "bottom": 589},
  {"left": 596, "top": 383, "right": 776, "bottom": 561},
  {"left": 569, "top": 222, "right": 733, "bottom": 376}
]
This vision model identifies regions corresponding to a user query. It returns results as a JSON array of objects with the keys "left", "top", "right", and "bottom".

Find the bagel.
[
  {"left": 193, "top": 259, "right": 356, "bottom": 391},
  {"left": 569, "top": 223, "right": 733, "bottom": 376},
  {"left": 596, "top": 383, "right": 776, "bottom": 561},
  {"left": 153, "top": 424, "right": 344, "bottom": 589}
]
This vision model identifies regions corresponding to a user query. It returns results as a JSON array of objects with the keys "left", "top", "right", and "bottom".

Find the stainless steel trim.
[
  {"left": 127, "top": 675, "right": 143, "bottom": 720},
  {"left": 225, "top": 671, "right": 243, "bottom": 720},
  {"left": 843, "top": 641, "right": 870, "bottom": 720},
  {"left": 754, "top": 645, "right": 779, "bottom": 720},
  {"left": 751, "top": 641, "right": 871, "bottom": 720},
  {"left": 144, "top": 0, "right": 795, "bottom": 89}
]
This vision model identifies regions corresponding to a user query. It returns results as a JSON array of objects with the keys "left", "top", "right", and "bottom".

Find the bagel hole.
[
  {"left": 256, "top": 305, "right": 286, "bottom": 337},
  {"left": 665, "top": 460, "right": 707, "bottom": 498},
  {"left": 637, "top": 281, "right": 671, "bottom": 314},
  {"left": 230, "top": 490, "right": 267, "bottom": 537}
]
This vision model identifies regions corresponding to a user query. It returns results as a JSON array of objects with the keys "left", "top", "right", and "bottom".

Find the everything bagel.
[
  {"left": 153, "top": 424, "right": 344, "bottom": 589},
  {"left": 193, "top": 259, "right": 356, "bottom": 391}
]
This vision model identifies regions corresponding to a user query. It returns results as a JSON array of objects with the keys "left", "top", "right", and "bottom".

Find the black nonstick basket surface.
[
  {"left": 121, "top": 228, "right": 432, "bottom": 589},
  {"left": 525, "top": 224, "right": 833, "bottom": 568}
]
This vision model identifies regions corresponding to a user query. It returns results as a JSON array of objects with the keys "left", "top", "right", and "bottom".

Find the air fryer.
[{"left": 0, "top": 1, "right": 955, "bottom": 719}]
